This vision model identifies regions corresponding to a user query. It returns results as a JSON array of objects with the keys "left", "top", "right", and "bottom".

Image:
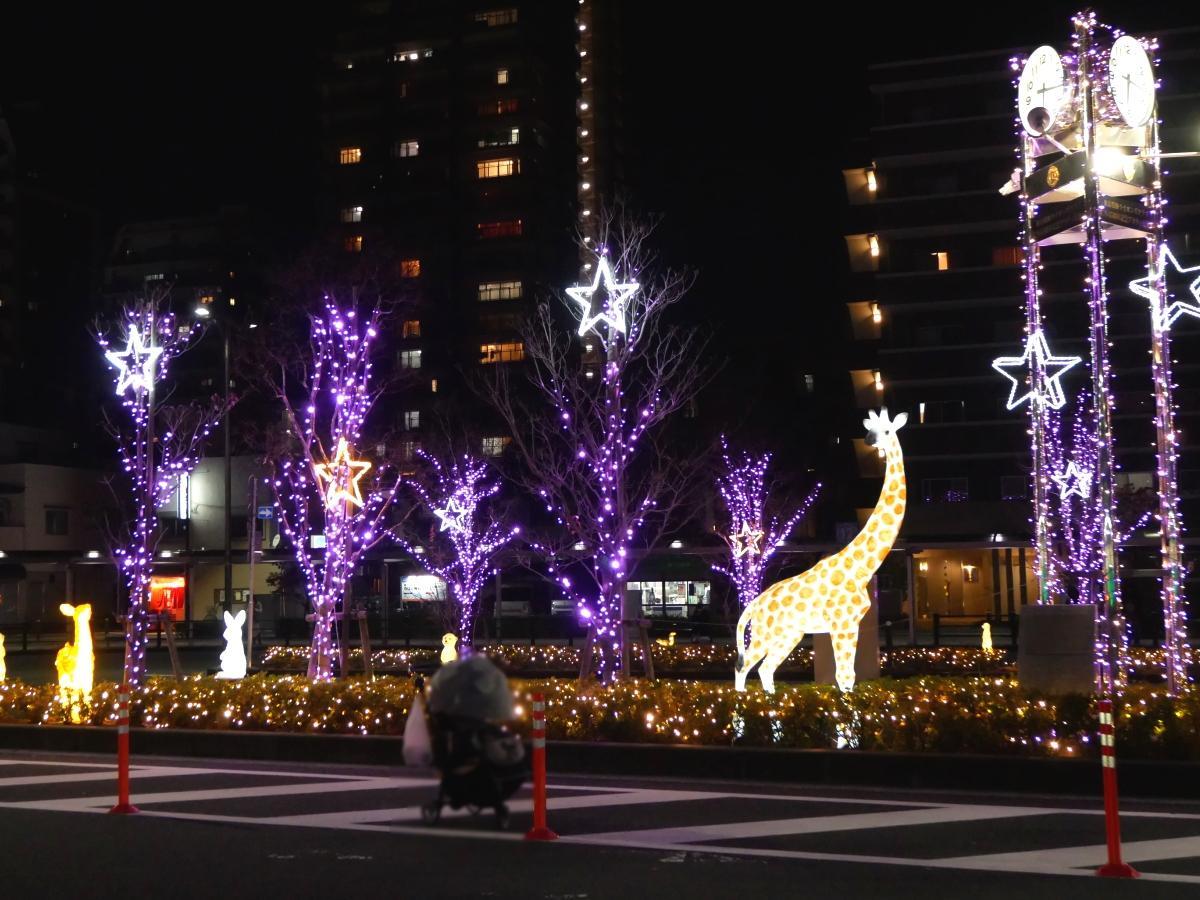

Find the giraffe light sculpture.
[{"left": 734, "top": 409, "right": 907, "bottom": 694}]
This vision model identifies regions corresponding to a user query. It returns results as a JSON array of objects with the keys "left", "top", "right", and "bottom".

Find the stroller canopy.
[{"left": 427, "top": 654, "right": 515, "bottom": 721}]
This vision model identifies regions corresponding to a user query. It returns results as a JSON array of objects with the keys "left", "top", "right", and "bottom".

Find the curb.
[{"left": 1, "top": 723, "right": 1197, "bottom": 798}]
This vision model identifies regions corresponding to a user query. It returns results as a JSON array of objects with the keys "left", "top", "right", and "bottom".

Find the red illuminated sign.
[{"left": 150, "top": 575, "right": 186, "bottom": 621}]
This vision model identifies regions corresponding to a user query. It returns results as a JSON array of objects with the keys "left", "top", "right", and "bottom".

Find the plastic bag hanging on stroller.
[{"left": 420, "top": 655, "right": 528, "bottom": 828}]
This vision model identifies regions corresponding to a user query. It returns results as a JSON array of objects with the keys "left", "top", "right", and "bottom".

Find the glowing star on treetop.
[
  {"left": 1052, "top": 459, "right": 1093, "bottom": 501},
  {"left": 434, "top": 493, "right": 470, "bottom": 533},
  {"left": 991, "top": 330, "right": 1081, "bottom": 411},
  {"left": 314, "top": 438, "right": 372, "bottom": 511},
  {"left": 1128, "top": 244, "right": 1200, "bottom": 331},
  {"left": 729, "top": 521, "right": 765, "bottom": 559},
  {"left": 565, "top": 253, "right": 639, "bottom": 341},
  {"left": 104, "top": 325, "right": 163, "bottom": 396}
]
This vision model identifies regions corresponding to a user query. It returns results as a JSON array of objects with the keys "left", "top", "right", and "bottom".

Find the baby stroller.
[{"left": 419, "top": 654, "right": 528, "bottom": 829}]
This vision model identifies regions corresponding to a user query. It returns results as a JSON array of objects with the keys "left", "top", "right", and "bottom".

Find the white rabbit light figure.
[{"left": 216, "top": 610, "right": 247, "bottom": 679}]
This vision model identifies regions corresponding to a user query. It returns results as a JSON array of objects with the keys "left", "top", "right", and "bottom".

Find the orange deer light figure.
[
  {"left": 56, "top": 603, "right": 94, "bottom": 722},
  {"left": 735, "top": 409, "right": 907, "bottom": 694}
]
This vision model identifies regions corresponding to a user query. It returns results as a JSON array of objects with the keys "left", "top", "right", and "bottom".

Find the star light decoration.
[
  {"left": 1052, "top": 459, "right": 1093, "bottom": 501},
  {"left": 434, "top": 492, "right": 470, "bottom": 534},
  {"left": 729, "top": 521, "right": 765, "bottom": 559},
  {"left": 565, "top": 252, "right": 639, "bottom": 343},
  {"left": 104, "top": 325, "right": 163, "bottom": 396},
  {"left": 991, "top": 330, "right": 1082, "bottom": 411},
  {"left": 1128, "top": 244, "right": 1200, "bottom": 330},
  {"left": 314, "top": 438, "right": 372, "bottom": 511}
]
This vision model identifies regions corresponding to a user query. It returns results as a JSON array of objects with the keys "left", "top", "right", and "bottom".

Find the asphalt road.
[{"left": 0, "top": 750, "right": 1198, "bottom": 898}]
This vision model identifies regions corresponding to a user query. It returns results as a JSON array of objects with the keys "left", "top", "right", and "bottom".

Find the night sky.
[{"left": 0, "top": 2, "right": 1186, "bottom": 452}]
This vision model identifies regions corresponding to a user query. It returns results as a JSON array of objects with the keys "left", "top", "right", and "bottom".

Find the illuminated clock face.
[
  {"left": 1108, "top": 35, "right": 1155, "bottom": 127},
  {"left": 1018, "top": 45, "right": 1069, "bottom": 135}
]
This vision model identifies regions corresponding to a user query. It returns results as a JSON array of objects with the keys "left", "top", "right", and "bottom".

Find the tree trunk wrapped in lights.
[
  {"left": 713, "top": 437, "right": 820, "bottom": 612},
  {"left": 393, "top": 451, "right": 519, "bottom": 646},
  {"left": 482, "top": 211, "right": 711, "bottom": 682},
  {"left": 1045, "top": 395, "right": 1154, "bottom": 608},
  {"left": 96, "top": 293, "right": 230, "bottom": 687},
  {"left": 262, "top": 296, "right": 405, "bottom": 681}
]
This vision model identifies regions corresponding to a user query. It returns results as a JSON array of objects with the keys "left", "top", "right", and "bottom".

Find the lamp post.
[{"left": 194, "top": 304, "right": 233, "bottom": 618}]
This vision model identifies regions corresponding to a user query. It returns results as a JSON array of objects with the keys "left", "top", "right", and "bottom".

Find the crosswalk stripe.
[
  {"left": 939, "top": 834, "right": 1200, "bottom": 870},
  {"left": 572, "top": 803, "right": 1055, "bottom": 845}
]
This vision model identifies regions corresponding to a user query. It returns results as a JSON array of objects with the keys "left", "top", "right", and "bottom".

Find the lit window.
[
  {"left": 804, "top": 374, "right": 815, "bottom": 393},
  {"left": 341, "top": 206, "right": 363, "bottom": 223},
  {"left": 992, "top": 246, "right": 1022, "bottom": 266},
  {"left": 871, "top": 302, "right": 882, "bottom": 324},
  {"left": 430, "top": 378, "right": 439, "bottom": 393},
  {"left": 478, "top": 98, "right": 519, "bottom": 116},
  {"left": 933, "top": 251, "right": 950, "bottom": 271},
  {"left": 478, "top": 128, "right": 520, "bottom": 149},
  {"left": 874, "top": 370, "right": 884, "bottom": 391},
  {"left": 496, "top": 67, "right": 509, "bottom": 85},
  {"left": 400, "top": 440, "right": 420, "bottom": 461},
  {"left": 393, "top": 48, "right": 433, "bottom": 63},
  {"left": 403, "top": 410, "right": 420, "bottom": 430},
  {"left": 478, "top": 280, "right": 523, "bottom": 301},
  {"left": 866, "top": 167, "right": 878, "bottom": 193},
  {"left": 477, "top": 219, "right": 523, "bottom": 239},
  {"left": 339, "top": 147, "right": 362, "bottom": 165},
  {"left": 345, "top": 235, "right": 364, "bottom": 253},
  {"left": 480, "top": 341, "right": 525, "bottom": 364},
  {"left": 477, "top": 158, "right": 519, "bottom": 179},
  {"left": 400, "top": 259, "right": 421, "bottom": 278},
  {"left": 402, "top": 319, "right": 421, "bottom": 338},
  {"left": 399, "top": 349, "right": 422, "bottom": 369},
  {"left": 475, "top": 9, "right": 518, "bottom": 27},
  {"left": 481, "top": 436, "right": 511, "bottom": 457},
  {"left": 868, "top": 234, "right": 880, "bottom": 257},
  {"left": 395, "top": 139, "right": 419, "bottom": 158}
]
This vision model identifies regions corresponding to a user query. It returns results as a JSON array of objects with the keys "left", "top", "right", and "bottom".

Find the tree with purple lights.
[
  {"left": 1046, "top": 394, "right": 1153, "bottom": 608},
  {"left": 262, "top": 296, "right": 405, "bottom": 680},
  {"left": 713, "top": 438, "right": 820, "bottom": 612},
  {"left": 393, "top": 451, "right": 519, "bottom": 646},
  {"left": 483, "top": 211, "right": 710, "bottom": 681},
  {"left": 97, "top": 294, "right": 229, "bottom": 687}
]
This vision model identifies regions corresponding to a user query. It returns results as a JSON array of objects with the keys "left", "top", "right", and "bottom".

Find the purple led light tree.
[
  {"left": 97, "top": 294, "right": 229, "bottom": 687},
  {"left": 482, "top": 212, "right": 710, "bottom": 682},
  {"left": 393, "top": 452, "right": 519, "bottom": 646},
  {"left": 1045, "top": 395, "right": 1153, "bottom": 608},
  {"left": 713, "top": 438, "right": 820, "bottom": 611},
  {"left": 262, "top": 296, "right": 404, "bottom": 680}
]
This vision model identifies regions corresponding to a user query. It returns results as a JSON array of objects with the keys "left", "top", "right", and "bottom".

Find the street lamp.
[{"left": 194, "top": 303, "right": 234, "bottom": 623}]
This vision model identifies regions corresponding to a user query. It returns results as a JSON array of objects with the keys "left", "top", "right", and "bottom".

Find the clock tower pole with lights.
[{"left": 1009, "top": 11, "right": 1186, "bottom": 693}]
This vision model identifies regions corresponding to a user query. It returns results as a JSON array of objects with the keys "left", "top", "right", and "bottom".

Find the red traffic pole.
[
  {"left": 109, "top": 684, "right": 139, "bottom": 815},
  {"left": 524, "top": 692, "right": 557, "bottom": 841},
  {"left": 1095, "top": 697, "right": 1136, "bottom": 878}
]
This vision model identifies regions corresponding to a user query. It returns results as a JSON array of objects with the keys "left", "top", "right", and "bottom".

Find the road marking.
[
  {"left": 263, "top": 787, "right": 717, "bottom": 828},
  {"left": 941, "top": 834, "right": 1200, "bottom": 870},
  {"left": 573, "top": 803, "right": 1054, "bottom": 845},
  {"left": 0, "top": 776, "right": 436, "bottom": 812}
]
